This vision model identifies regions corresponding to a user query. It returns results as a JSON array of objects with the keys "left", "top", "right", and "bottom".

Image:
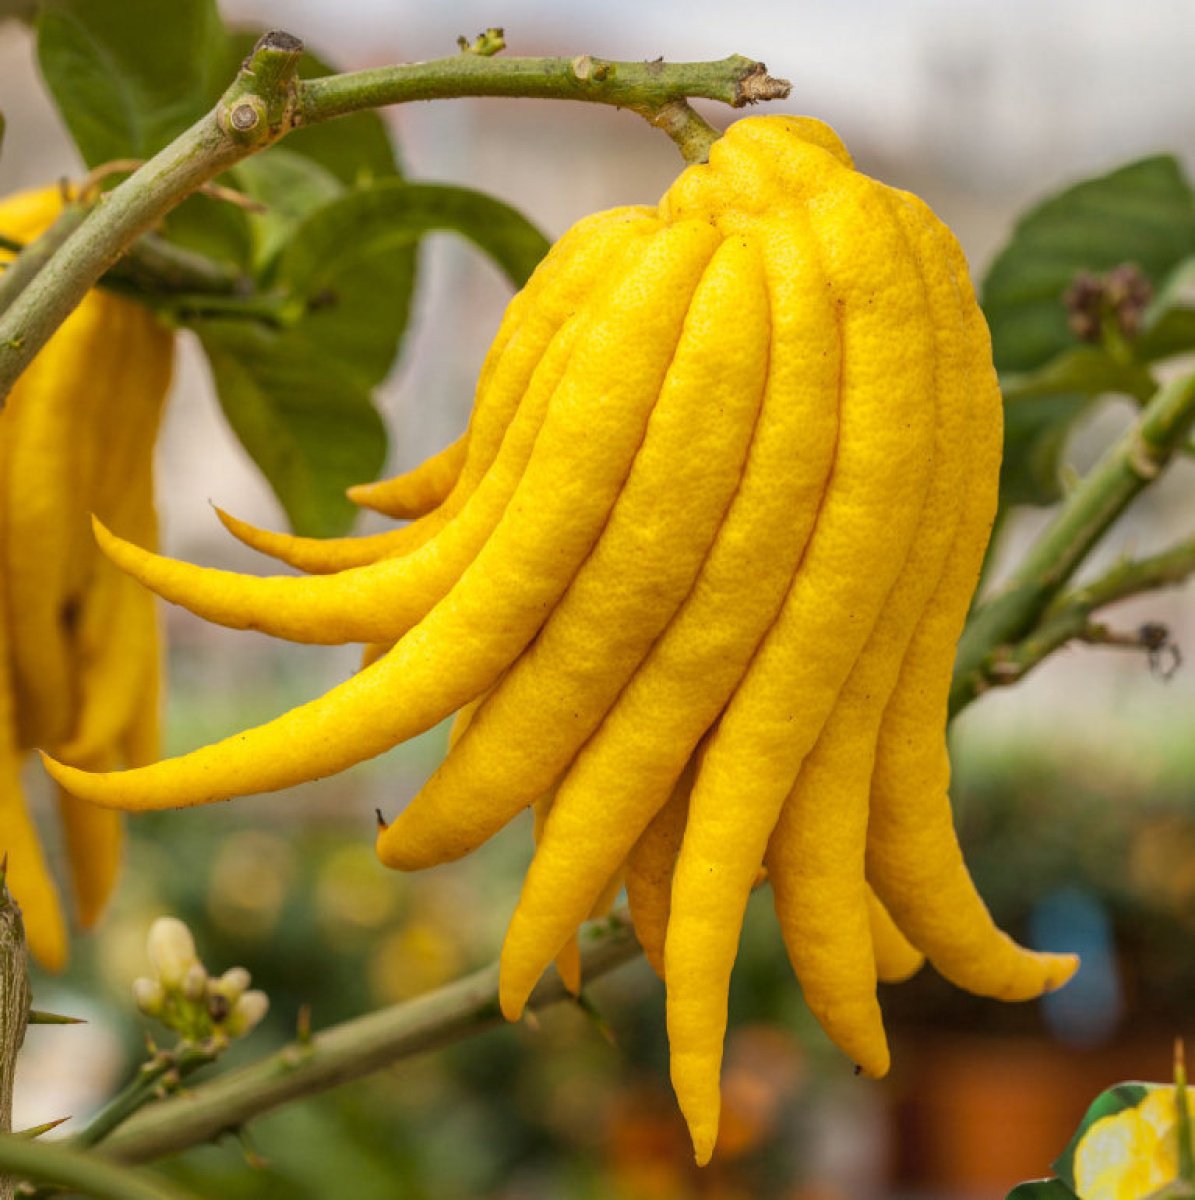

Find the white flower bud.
[
  {"left": 146, "top": 917, "right": 198, "bottom": 988},
  {"left": 181, "top": 961, "right": 208, "bottom": 1003},
  {"left": 211, "top": 967, "right": 251, "bottom": 1002},
  {"left": 225, "top": 989, "right": 269, "bottom": 1038},
  {"left": 132, "top": 977, "right": 165, "bottom": 1016}
]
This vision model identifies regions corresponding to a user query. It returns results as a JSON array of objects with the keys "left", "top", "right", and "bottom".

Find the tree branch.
[
  {"left": 95, "top": 910, "right": 642, "bottom": 1165},
  {"left": 950, "top": 369, "right": 1195, "bottom": 715},
  {"left": 0, "top": 32, "right": 302, "bottom": 405},
  {"left": 954, "top": 535, "right": 1195, "bottom": 702},
  {"left": 0, "top": 1134, "right": 198, "bottom": 1200},
  {"left": 0, "top": 36, "right": 788, "bottom": 403}
]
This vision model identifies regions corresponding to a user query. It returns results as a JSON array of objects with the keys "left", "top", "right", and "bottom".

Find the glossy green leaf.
[
  {"left": 1053, "top": 1082, "right": 1154, "bottom": 1191},
  {"left": 37, "top": 0, "right": 229, "bottom": 165},
  {"left": 223, "top": 31, "right": 399, "bottom": 185},
  {"left": 984, "top": 157, "right": 1195, "bottom": 374},
  {"left": 1005, "top": 1180, "right": 1076, "bottom": 1199},
  {"left": 196, "top": 319, "right": 387, "bottom": 537}
]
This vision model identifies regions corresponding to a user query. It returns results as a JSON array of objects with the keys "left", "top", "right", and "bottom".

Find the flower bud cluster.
[{"left": 133, "top": 916, "right": 269, "bottom": 1044}]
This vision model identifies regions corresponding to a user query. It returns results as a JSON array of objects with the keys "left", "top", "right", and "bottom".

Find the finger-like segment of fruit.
[
  {"left": 531, "top": 794, "right": 582, "bottom": 994},
  {"left": 214, "top": 505, "right": 448, "bottom": 575},
  {"left": 57, "top": 747, "right": 124, "bottom": 929},
  {"left": 228, "top": 208, "right": 661, "bottom": 574},
  {"left": 866, "top": 207, "right": 1080, "bottom": 1001},
  {"left": 94, "top": 311, "right": 591, "bottom": 645},
  {"left": 393, "top": 236, "right": 770, "bottom": 871},
  {"left": 1, "top": 201, "right": 172, "bottom": 751},
  {"left": 347, "top": 433, "right": 469, "bottom": 520},
  {"left": 0, "top": 303, "right": 68, "bottom": 968},
  {"left": 58, "top": 456, "right": 161, "bottom": 765},
  {"left": 763, "top": 189, "right": 974, "bottom": 1079},
  {"left": 2, "top": 294, "right": 111, "bottom": 748},
  {"left": 0, "top": 751, "right": 68, "bottom": 969},
  {"left": 625, "top": 765, "right": 693, "bottom": 981},
  {"left": 664, "top": 141, "right": 938, "bottom": 1166},
  {"left": 493, "top": 215, "right": 839, "bottom": 1016},
  {"left": 867, "top": 887, "right": 924, "bottom": 984},
  {"left": 44, "top": 221, "right": 720, "bottom": 813}
]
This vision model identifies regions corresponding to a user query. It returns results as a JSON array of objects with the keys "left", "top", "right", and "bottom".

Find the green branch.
[
  {"left": 95, "top": 909, "right": 641, "bottom": 1165},
  {"left": 0, "top": 32, "right": 302, "bottom": 405},
  {"left": 964, "top": 536, "right": 1195, "bottom": 700},
  {"left": 950, "top": 369, "right": 1195, "bottom": 715},
  {"left": 0, "top": 34, "right": 788, "bottom": 404},
  {"left": 0, "top": 1134, "right": 198, "bottom": 1200}
]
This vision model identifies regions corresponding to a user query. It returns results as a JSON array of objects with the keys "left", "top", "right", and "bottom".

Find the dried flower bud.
[
  {"left": 132, "top": 977, "right": 165, "bottom": 1017},
  {"left": 225, "top": 989, "right": 269, "bottom": 1038},
  {"left": 146, "top": 917, "right": 198, "bottom": 988}
]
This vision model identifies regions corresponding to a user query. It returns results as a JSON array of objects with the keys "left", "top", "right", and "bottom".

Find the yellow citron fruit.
[
  {"left": 43, "top": 116, "right": 1078, "bottom": 1160},
  {"left": 1, "top": 185, "right": 174, "bottom": 967},
  {"left": 1073, "top": 1088, "right": 1181, "bottom": 1200}
]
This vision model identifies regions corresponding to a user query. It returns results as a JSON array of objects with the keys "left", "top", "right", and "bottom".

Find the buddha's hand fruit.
[
  {"left": 43, "top": 115, "right": 1078, "bottom": 1161},
  {"left": 1, "top": 185, "right": 173, "bottom": 968}
]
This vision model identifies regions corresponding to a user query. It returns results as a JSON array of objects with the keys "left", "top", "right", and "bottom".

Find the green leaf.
[
  {"left": 997, "top": 344, "right": 1157, "bottom": 504},
  {"left": 195, "top": 320, "right": 387, "bottom": 537},
  {"left": 984, "top": 156, "right": 1195, "bottom": 375},
  {"left": 223, "top": 31, "right": 399, "bottom": 185},
  {"left": 160, "top": 193, "right": 254, "bottom": 274},
  {"left": 984, "top": 157, "right": 1195, "bottom": 507},
  {"left": 1053, "top": 1081, "right": 1155, "bottom": 1191},
  {"left": 230, "top": 149, "right": 344, "bottom": 273},
  {"left": 37, "top": 0, "right": 229, "bottom": 165},
  {"left": 1137, "top": 256, "right": 1195, "bottom": 362},
  {"left": 1002, "top": 346, "right": 1157, "bottom": 406},
  {"left": 278, "top": 177, "right": 549, "bottom": 302},
  {"left": 1001, "top": 393, "right": 1093, "bottom": 506},
  {"left": 1005, "top": 1180, "right": 1077, "bottom": 1199}
]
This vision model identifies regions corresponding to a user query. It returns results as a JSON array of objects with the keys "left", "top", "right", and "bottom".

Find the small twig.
[
  {"left": 71, "top": 1044, "right": 219, "bottom": 1151},
  {"left": 956, "top": 535, "right": 1195, "bottom": 702},
  {"left": 951, "top": 370, "right": 1195, "bottom": 715},
  {"left": 97, "top": 909, "right": 641, "bottom": 1165},
  {"left": 0, "top": 1135, "right": 197, "bottom": 1200}
]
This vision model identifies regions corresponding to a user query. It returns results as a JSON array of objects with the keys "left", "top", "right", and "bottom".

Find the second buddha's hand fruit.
[{"left": 43, "top": 115, "right": 1078, "bottom": 1162}]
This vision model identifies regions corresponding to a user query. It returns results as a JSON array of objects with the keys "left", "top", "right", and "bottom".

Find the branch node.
[
  {"left": 1128, "top": 433, "right": 1165, "bottom": 480},
  {"left": 734, "top": 61, "right": 792, "bottom": 107}
]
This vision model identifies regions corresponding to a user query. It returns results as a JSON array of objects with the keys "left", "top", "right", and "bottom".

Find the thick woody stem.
[{"left": 0, "top": 879, "right": 29, "bottom": 1200}]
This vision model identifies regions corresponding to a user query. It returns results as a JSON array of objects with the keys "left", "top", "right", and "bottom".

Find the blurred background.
[{"left": 4, "top": 2, "right": 1195, "bottom": 1197}]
